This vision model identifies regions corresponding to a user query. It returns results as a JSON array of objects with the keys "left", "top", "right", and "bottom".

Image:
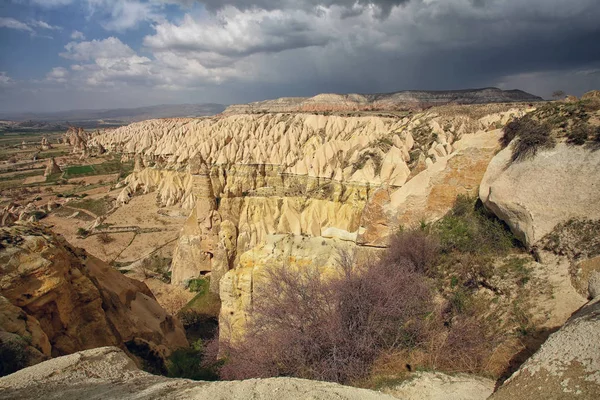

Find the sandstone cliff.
[
  {"left": 87, "top": 105, "right": 532, "bottom": 338},
  {"left": 0, "top": 224, "right": 188, "bottom": 371}
]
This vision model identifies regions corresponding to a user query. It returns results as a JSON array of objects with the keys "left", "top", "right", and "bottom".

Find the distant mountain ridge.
[
  {"left": 224, "top": 87, "right": 543, "bottom": 114},
  {"left": 0, "top": 103, "right": 227, "bottom": 125}
]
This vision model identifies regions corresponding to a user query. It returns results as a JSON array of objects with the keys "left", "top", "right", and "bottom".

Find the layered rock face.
[
  {"left": 224, "top": 88, "right": 542, "bottom": 114},
  {"left": 89, "top": 106, "right": 530, "bottom": 337},
  {"left": 0, "top": 225, "right": 188, "bottom": 369}
]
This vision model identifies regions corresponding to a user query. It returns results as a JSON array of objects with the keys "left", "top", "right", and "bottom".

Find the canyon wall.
[{"left": 88, "top": 105, "right": 530, "bottom": 338}]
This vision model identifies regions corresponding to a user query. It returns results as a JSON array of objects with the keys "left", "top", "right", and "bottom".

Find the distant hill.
[
  {"left": 0, "top": 103, "right": 227, "bottom": 130},
  {"left": 224, "top": 87, "right": 543, "bottom": 114}
]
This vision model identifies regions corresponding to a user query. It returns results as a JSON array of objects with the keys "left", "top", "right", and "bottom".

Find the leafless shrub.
[
  {"left": 220, "top": 256, "right": 434, "bottom": 383},
  {"left": 96, "top": 232, "right": 114, "bottom": 244},
  {"left": 380, "top": 229, "right": 439, "bottom": 276}
]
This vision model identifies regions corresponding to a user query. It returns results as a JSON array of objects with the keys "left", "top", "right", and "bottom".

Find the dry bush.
[
  {"left": 220, "top": 258, "right": 434, "bottom": 383},
  {"left": 96, "top": 232, "right": 114, "bottom": 244},
  {"left": 511, "top": 120, "right": 554, "bottom": 162},
  {"left": 381, "top": 229, "right": 439, "bottom": 276}
]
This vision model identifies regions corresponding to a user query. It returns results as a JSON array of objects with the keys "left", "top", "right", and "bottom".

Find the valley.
[{"left": 1, "top": 90, "right": 600, "bottom": 399}]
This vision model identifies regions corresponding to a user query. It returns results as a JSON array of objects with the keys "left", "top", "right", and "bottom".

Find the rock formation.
[
  {"left": 40, "top": 136, "right": 51, "bottom": 151},
  {"left": 87, "top": 104, "right": 532, "bottom": 340},
  {"left": 0, "top": 224, "right": 188, "bottom": 370},
  {"left": 0, "top": 346, "right": 397, "bottom": 400},
  {"left": 44, "top": 157, "right": 61, "bottom": 178},
  {"left": 64, "top": 126, "right": 88, "bottom": 154},
  {"left": 480, "top": 143, "right": 600, "bottom": 247},
  {"left": 491, "top": 296, "right": 600, "bottom": 399},
  {"left": 224, "top": 87, "right": 542, "bottom": 114},
  {"left": 171, "top": 155, "right": 226, "bottom": 288}
]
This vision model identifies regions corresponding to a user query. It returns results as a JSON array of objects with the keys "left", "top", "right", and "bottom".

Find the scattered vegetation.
[
  {"left": 187, "top": 278, "right": 209, "bottom": 293},
  {"left": 96, "top": 232, "right": 115, "bottom": 244},
  {"left": 166, "top": 339, "right": 221, "bottom": 381},
  {"left": 501, "top": 99, "right": 600, "bottom": 162},
  {"left": 69, "top": 196, "right": 113, "bottom": 217},
  {"left": 351, "top": 150, "right": 383, "bottom": 175},
  {"left": 76, "top": 228, "right": 90, "bottom": 237},
  {"left": 140, "top": 255, "right": 172, "bottom": 283},
  {"left": 541, "top": 218, "right": 600, "bottom": 260}
]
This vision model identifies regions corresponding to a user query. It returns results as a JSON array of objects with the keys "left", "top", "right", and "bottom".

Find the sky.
[{"left": 0, "top": 0, "right": 599, "bottom": 113}]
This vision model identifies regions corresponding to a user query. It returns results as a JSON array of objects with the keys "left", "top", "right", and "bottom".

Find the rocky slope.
[
  {"left": 0, "top": 224, "right": 188, "bottom": 373},
  {"left": 491, "top": 295, "right": 600, "bottom": 399},
  {"left": 0, "top": 346, "right": 496, "bottom": 400},
  {"left": 224, "top": 88, "right": 542, "bottom": 114},
  {"left": 0, "top": 347, "right": 397, "bottom": 400}
]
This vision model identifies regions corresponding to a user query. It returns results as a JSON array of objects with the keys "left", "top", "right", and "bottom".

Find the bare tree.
[
  {"left": 552, "top": 90, "right": 565, "bottom": 100},
  {"left": 220, "top": 256, "right": 434, "bottom": 383}
]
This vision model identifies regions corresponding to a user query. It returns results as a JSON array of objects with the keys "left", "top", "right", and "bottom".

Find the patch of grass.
[
  {"left": 187, "top": 278, "right": 209, "bottom": 293},
  {"left": 96, "top": 232, "right": 115, "bottom": 244},
  {"left": 166, "top": 339, "right": 221, "bottom": 381},
  {"left": 63, "top": 165, "right": 95, "bottom": 178},
  {"left": 62, "top": 160, "right": 133, "bottom": 179},
  {"left": 500, "top": 257, "right": 532, "bottom": 286},
  {"left": 69, "top": 196, "right": 113, "bottom": 216},
  {"left": 180, "top": 281, "right": 221, "bottom": 318},
  {"left": 434, "top": 195, "right": 517, "bottom": 256}
]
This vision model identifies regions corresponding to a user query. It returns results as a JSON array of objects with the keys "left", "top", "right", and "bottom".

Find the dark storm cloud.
[{"left": 3, "top": 0, "right": 600, "bottom": 113}]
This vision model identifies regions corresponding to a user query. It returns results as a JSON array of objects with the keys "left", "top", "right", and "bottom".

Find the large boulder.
[
  {"left": 0, "top": 346, "right": 397, "bottom": 400},
  {"left": 0, "top": 224, "right": 188, "bottom": 371},
  {"left": 480, "top": 143, "right": 600, "bottom": 247},
  {"left": 490, "top": 297, "right": 600, "bottom": 399}
]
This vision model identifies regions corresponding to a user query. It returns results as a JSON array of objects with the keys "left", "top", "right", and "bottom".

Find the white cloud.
[
  {"left": 71, "top": 30, "right": 86, "bottom": 40},
  {"left": 46, "top": 67, "right": 70, "bottom": 83},
  {"left": 17, "top": 0, "right": 600, "bottom": 112},
  {"left": 145, "top": 8, "right": 332, "bottom": 58},
  {"left": 0, "top": 17, "right": 34, "bottom": 33},
  {"left": 85, "top": 0, "right": 160, "bottom": 31},
  {"left": 60, "top": 37, "right": 136, "bottom": 61},
  {"left": 31, "top": 20, "right": 61, "bottom": 30}
]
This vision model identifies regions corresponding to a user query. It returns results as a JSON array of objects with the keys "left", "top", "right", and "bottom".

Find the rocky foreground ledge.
[
  {"left": 0, "top": 346, "right": 397, "bottom": 400},
  {"left": 1, "top": 293, "right": 599, "bottom": 399}
]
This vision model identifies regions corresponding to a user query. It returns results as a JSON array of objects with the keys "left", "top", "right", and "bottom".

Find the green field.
[{"left": 62, "top": 160, "right": 133, "bottom": 179}]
